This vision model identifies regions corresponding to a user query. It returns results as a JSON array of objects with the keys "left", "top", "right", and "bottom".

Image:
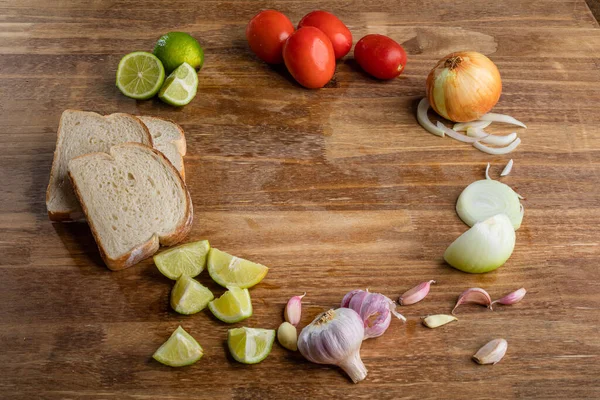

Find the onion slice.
[
  {"left": 467, "top": 128, "right": 518, "bottom": 147},
  {"left": 485, "top": 163, "right": 491, "bottom": 180},
  {"left": 456, "top": 179, "right": 523, "bottom": 230},
  {"left": 436, "top": 122, "right": 485, "bottom": 143},
  {"left": 417, "top": 98, "right": 444, "bottom": 137},
  {"left": 479, "top": 113, "right": 527, "bottom": 129},
  {"left": 474, "top": 138, "right": 521, "bottom": 155},
  {"left": 453, "top": 120, "right": 492, "bottom": 132},
  {"left": 501, "top": 159, "right": 513, "bottom": 176}
]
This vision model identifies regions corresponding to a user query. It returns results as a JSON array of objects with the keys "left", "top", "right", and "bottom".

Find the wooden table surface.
[{"left": 2, "top": 0, "right": 600, "bottom": 399}]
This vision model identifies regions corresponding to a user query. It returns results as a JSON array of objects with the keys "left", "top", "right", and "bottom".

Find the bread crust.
[
  {"left": 68, "top": 143, "right": 193, "bottom": 271},
  {"left": 46, "top": 110, "right": 153, "bottom": 221}
]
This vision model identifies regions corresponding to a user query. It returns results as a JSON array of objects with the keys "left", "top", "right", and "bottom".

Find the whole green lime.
[{"left": 153, "top": 32, "right": 204, "bottom": 73}]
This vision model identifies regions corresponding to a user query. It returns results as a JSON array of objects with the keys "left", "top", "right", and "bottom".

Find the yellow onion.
[{"left": 426, "top": 51, "right": 502, "bottom": 122}]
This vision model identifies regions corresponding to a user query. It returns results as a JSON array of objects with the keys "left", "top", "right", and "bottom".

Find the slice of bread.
[
  {"left": 68, "top": 143, "right": 193, "bottom": 270},
  {"left": 46, "top": 110, "right": 153, "bottom": 221},
  {"left": 137, "top": 116, "right": 186, "bottom": 179}
]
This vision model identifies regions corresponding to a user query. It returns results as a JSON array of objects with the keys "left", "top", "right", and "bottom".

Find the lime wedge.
[
  {"left": 171, "top": 275, "right": 214, "bottom": 315},
  {"left": 158, "top": 62, "right": 198, "bottom": 106},
  {"left": 207, "top": 248, "right": 268, "bottom": 289},
  {"left": 152, "top": 326, "right": 203, "bottom": 367},
  {"left": 153, "top": 240, "right": 210, "bottom": 280},
  {"left": 208, "top": 287, "right": 252, "bottom": 323},
  {"left": 116, "top": 51, "right": 165, "bottom": 100},
  {"left": 228, "top": 327, "right": 275, "bottom": 364}
]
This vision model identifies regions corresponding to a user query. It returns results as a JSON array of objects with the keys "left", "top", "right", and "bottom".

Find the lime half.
[
  {"left": 207, "top": 248, "right": 268, "bottom": 289},
  {"left": 228, "top": 327, "right": 275, "bottom": 364},
  {"left": 208, "top": 287, "right": 252, "bottom": 323},
  {"left": 153, "top": 240, "right": 210, "bottom": 280},
  {"left": 152, "top": 326, "right": 203, "bottom": 367},
  {"left": 171, "top": 275, "right": 214, "bottom": 315},
  {"left": 116, "top": 51, "right": 165, "bottom": 100},
  {"left": 158, "top": 62, "right": 198, "bottom": 106}
]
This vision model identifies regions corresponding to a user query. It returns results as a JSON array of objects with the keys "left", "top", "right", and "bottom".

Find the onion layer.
[
  {"left": 456, "top": 179, "right": 523, "bottom": 230},
  {"left": 474, "top": 138, "right": 521, "bottom": 155},
  {"left": 479, "top": 113, "right": 527, "bottom": 129},
  {"left": 453, "top": 120, "right": 492, "bottom": 132},
  {"left": 436, "top": 122, "right": 484, "bottom": 143},
  {"left": 417, "top": 98, "right": 444, "bottom": 137},
  {"left": 467, "top": 128, "right": 518, "bottom": 147}
]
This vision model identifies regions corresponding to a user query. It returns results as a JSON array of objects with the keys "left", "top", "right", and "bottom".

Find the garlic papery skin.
[
  {"left": 298, "top": 308, "right": 368, "bottom": 383},
  {"left": 452, "top": 288, "right": 493, "bottom": 314},
  {"left": 492, "top": 288, "right": 527, "bottom": 306},
  {"left": 473, "top": 339, "right": 508, "bottom": 365},
  {"left": 284, "top": 293, "right": 305, "bottom": 326},
  {"left": 444, "top": 214, "right": 516, "bottom": 274},
  {"left": 341, "top": 289, "right": 406, "bottom": 339},
  {"left": 426, "top": 51, "right": 502, "bottom": 122},
  {"left": 422, "top": 314, "right": 458, "bottom": 328},
  {"left": 399, "top": 280, "right": 436, "bottom": 305}
]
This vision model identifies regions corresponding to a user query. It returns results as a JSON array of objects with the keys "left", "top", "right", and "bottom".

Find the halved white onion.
[
  {"left": 417, "top": 98, "right": 444, "bottom": 137},
  {"left": 436, "top": 122, "right": 485, "bottom": 143},
  {"left": 444, "top": 214, "right": 516, "bottom": 274},
  {"left": 453, "top": 120, "right": 492, "bottom": 132},
  {"left": 501, "top": 159, "right": 514, "bottom": 176},
  {"left": 479, "top": 113, "right": 527, "bottom": 129},
  {"left": 456, "top": 179, "right": 523, "bottom": 230},
  {"left": 466, "top": 128, "right": 518, "bottom": 147},
  {"left": 474, "top": 138, "right": 521, "bottom": 155}
]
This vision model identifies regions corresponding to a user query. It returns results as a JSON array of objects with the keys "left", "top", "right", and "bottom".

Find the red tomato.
[
  {"left": 298, "top": 10, "right": 352, "bottom": 60},
  {"left": 246, "top": 10, "right": 294, "bottom": 64},
  {"left": 354, "top": 34, "right": 408, "bottom": 80},
  {"left": 283, "top": 27, "right": 336, "bottom": 89}
]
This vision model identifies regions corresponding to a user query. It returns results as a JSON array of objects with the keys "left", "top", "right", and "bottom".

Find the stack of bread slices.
[{"left": 46, "top": 110, "right": 193, "bottom": 271}]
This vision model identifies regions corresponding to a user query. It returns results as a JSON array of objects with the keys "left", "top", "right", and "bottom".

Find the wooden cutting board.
[{"left": 1, "top": 1, "right": 599, "bottom": 398}]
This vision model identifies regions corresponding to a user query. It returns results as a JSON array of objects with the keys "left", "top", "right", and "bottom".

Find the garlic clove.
[
  {"left": 284, "top": 292, "right": 305, "bottom": 326},
  {"left": 472, "top": 338, "right": 508, "bottom": 365},
  {"left": 399, "top": 280, "right": 436, "bottom": 305},
  {"left": 492, "top": 288, "right": 526, "bottom": 306},
  {"left": 277, "top": 322, "right": 298, "bottom": 351},
  {"left": 422, "top": 314, "right": 457, "bottom": 328},
  {"left": 452, "top": 288, "right": 492, "bottom": 314}
]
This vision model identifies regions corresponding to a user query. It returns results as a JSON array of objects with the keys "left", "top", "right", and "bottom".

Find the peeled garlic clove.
[
  {"left": 399, "top": 280, "right": 436, "bottom": 305},
  {"left": 472, "top": 338, "right": 508, "bottom": 365},
  {"left": 452, "top": 288, "right": 492, "bottom": 314},
  {"left": 277, "top": 322, "right": 298, "bottom": 351},
  {"left": 422, "top": 314, "right": 457, "bottom": 328},
  {"left": 284, "top": 293, "right": 305, "bottom": 326},
  {"left": 492, "top": 288, "right": 526, "bottom": 306}
]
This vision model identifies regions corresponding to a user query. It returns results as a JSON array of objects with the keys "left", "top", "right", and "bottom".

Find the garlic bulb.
[
  {"left": 341, "top": 289, "right": 406, "bottom": 339},
  {"left": 298, "top": 308, "right": 368, "bottom": 383},
  {"left": 426, "top": 51, "right": 502, "bottom": 122}
]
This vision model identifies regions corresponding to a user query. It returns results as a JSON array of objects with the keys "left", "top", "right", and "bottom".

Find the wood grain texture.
[{"left": 1, "top": 0, "right": 600, "bottom": 399}]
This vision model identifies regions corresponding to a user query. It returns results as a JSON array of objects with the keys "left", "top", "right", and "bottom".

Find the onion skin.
[{"left": 426, "top": 52, "right": 502, "bottom": 122}]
